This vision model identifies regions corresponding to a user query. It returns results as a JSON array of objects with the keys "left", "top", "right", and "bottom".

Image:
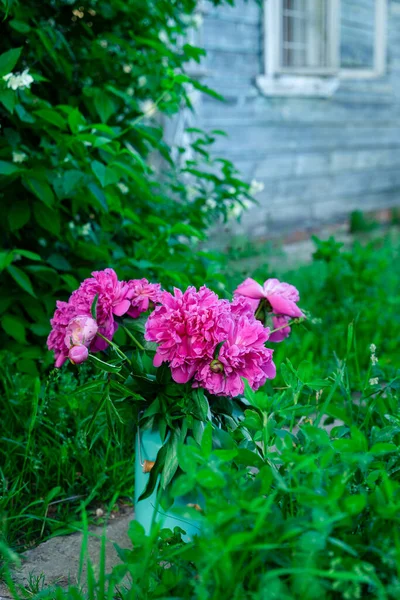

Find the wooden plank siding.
[{"left": 197, "top": 0, "right": 400, "bottom": 236}]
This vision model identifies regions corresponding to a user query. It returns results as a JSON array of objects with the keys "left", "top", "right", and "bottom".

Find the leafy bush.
[{"left": 0, "top": 0, "right": 250, "bottom": 366}]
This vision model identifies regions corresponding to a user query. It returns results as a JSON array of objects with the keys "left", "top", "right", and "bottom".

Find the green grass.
[{"left": 0, "top": 360, "right": 134, "bottom": 552}]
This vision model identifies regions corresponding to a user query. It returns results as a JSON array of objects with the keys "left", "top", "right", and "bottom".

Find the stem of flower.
[
  {"left": 269, "top": 319, "right": 296, "bottom": 334},
  {"left": 122, "top": 326, "right": 146, "bottom": 351},
  {"left": 254, "top": 300, "right": 265, "bottom": 321},
  {"left": 96, "top": 332, "right": 130, "bottom": 362}
]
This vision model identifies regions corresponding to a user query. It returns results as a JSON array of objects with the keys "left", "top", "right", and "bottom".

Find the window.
[
  {"left": 276, "top": 0, "right": 339, "bottom": 74},
  {"left": 257, "top": 0, "right": 388, "bottom": 97}
]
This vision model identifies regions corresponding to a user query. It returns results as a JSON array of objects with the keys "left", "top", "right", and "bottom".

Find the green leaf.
[
  {"left": 47, "top": 253, "right": 71, "bottom": 271},
  {"left": 213, "top": 340, "right": 225, "bottom": 359},
  {"left": 25, "top": 177, "right": 55, "bottom": 207},
  {"left": 94, "top": 92, "right": 117, "bottom": 123},
  {"left": 235, "top": 448, "right": 265, "bottom": 469},
  {"left": 297, "top": 360, "right": 313, "bottom": 383},
  {"left": 8, "top": 201, "right": 30, "bottom": 231},
  {"left": 33, "top": 203, "right": 60, "bottom": 236},
  {"left": 1, "top": 313, "right": 26, "bottom": 343},
  {"left": 86, "top": 392, "right": 109, "bottom": 437},
  {"left": 0, "top": 252, "right": 13, "bottom": 272},
  {"left": 243, "top": 378, "right": 256, "bottom": 404},
  {"left": 88, "top": 355, "right": 122, "bottom": 374},
  {"left": 91, "top": 294, "right": 99, "bottom": 320},
  {"left": 201, "top": 423, "right": 212, "bottom": 457},
  {"left": 213, "top": 449, "right": 237, "bottom": 462},
  {"left": 138, "top": 443, "right": 168, "bottom": 501},
  {"left": 0, "top": 47, "right": 22, "bottom": 77},
  {"left": 87, "top": 183, "right": 108, "bottom": 212},
  {"left": 9, "top": 20, "right": 31, "bottom": 33},
  {"left": 7, "top": 265, "right": 36, "bottom": 297},
  {"left": 13, "top": 249, "right": 41, "bottom": 261},
  {"left": 171, "top": 474, "right": 196, "bottom": 498},
  {"left": 370, "top": 442, "right": 397, "bottom": 455},
  {"left": 160, "top": 431, "right": 180, "bottom": 489},
  {"left": 15, "top": 104, "right": 35, "bottom": 123},
  {"left": 346, "top": 322, "right": 354, "bottom": 356},
  {"left": 0, "top": 89, "right": 17, "bottom": 113},
  {"left": 105, "top": 166, "right": 120, "bottom": 186},
  {"left": 68, "top": 108, "right": 86, "bottom": 134},
  {"left": 61, "top": 170, "right": 84, "bottom": 196},
  {"left": 196, "top": 468, "right": 225, "bottom": 490},
  {"left": 342, "top": 494, "right": 366, "bottom": 516},
  {"left": 169, "top": 222, "right": 206, "bottom": 240},
  {"left": 91, "top": 160, "right": 106, "bottom": 187},
  {"left": 35, "top": 109, "right": 66, "bottom": 130},
  {"left": 191, "top": 388, "right": 209, "bottom": 421},
  {"left": 0, "top": 160, "right": 20, "bottom": 176}
]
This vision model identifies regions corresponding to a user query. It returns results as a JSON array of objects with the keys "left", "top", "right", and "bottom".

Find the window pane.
[
  {"left": 340, "top": 0, "right": 375, "bottom": 69},
  {"left": 281, "top": 0, "right": 331, "bottom": 69}
]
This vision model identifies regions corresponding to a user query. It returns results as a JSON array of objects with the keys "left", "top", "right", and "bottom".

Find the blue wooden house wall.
[{"left": 197, "top": 0, "right": 400, "bottom": 237}]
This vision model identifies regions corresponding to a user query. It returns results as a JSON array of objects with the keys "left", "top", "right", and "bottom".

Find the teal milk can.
[{"left": 135, "top": 426, "right": 202, "bottom": 540}]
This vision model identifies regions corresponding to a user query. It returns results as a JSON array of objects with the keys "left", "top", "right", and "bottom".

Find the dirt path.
[{"left": 0, "top": 512, "right": 132, "bottom": 598}]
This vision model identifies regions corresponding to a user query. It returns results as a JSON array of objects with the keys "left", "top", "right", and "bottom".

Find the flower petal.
[
  {"left": 234, "top": 278, "right": 265, "bottom": 299},
  {"left": 267, "top": 294, "right": 303, "bottom": 318},
  {"left": 113, "top": 299, "right": 131, "bottom": 316}
]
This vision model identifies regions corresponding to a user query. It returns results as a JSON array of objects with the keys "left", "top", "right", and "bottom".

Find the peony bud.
[
  {"left": 210, "top": 359, "right": 224, "bottom": 374},
  {"left": 65, "top": 315, "right": 98, "bottom": 349},
  {"left": 69, "top": 345, "right": 89, "bottom": 364}
]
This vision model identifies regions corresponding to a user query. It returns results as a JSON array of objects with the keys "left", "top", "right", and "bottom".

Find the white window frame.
[
  {"left": 256, "top": 0, "right": 388, "bottom": 98},
  {"left": 340, "top": 0, "right": 387, "bottom": 79}
]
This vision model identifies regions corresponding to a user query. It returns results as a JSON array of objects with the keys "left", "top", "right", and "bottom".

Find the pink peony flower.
[
  {"left": 127, "top": 278, "right": 162, "bottom": 318},
  {"left": 64, "top": 315, "right": 98, "bottom": 349},
  {"left": 234, "top": 277, "right": 303, "bottom": 319},
  {"left": 47, "top": 269, "right": 132, "bottom": 365},
  {"left": 69, "top": 345, "right": 89, "bottom": 364},
  {"left": 47, "top": 301, "right": 79, "bottom": 367},
  {"left": 269, "top": 315, "right": 291, "bottom": 343},
  {"left": 69, "top": 268, "right": 131, "bottom": 351},
  {"left": 194, "top": 314, "right": 276, "bottom": 397},
  {"left": 145, "top": 286, "right": 230, "bottom": 384}
]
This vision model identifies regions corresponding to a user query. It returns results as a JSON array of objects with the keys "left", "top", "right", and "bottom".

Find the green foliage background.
[{"left": 0, "top": 0, "right": 248, "bottom": 371}]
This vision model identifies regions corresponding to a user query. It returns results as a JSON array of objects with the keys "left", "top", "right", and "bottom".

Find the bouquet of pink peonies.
[{"left": 47, "top": 268, "right": 304, "bottom": 508}]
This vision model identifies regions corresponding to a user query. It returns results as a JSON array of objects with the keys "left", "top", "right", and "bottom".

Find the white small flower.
[
  {"left": 371, "top": 354, "right": 378, "bottom": 366},
  {"left": 159, "top": 30, "right": 169, "bottom": 44},
  {"left": 117, "top": 182, "right": 129, "bottom": 194},
  {"left": 138, "top": 75, "right": 147, "bottom": 88},
  {"left": 68, "top": 221, "right": 75, "bottom": 230},
  {"left": 3, "top": 69, "right": 34, "bottom": 91},
  {"left": 123, "top": 64, "right": 132, "bottom": 73},
  {"left": 249, "top": 179, "right": 265, "bottom": 196},
  {"left": 370, "top": 344, "right": 376, "bottom": 353},
  {"left": 205, "top": 197, "right": 217, "bottom": 210},
  {"left": 99, "top": 40, "right": 108, "bottom": 48},
  {"left": 12, "top": 151, "right": 27, "bottom": 163},
  {"left": 127, "top": 87, "right": 134, "bottom": 97},
  {"left": 192, "top": 14, "right": 203, "bottom": 28},
  {"left": 186, "top": 186, "right": 197, "bottom": 201},
  {"left": 81, "top": 223, "right": 92, "bottom": 237},
  {"left": 369, "top": 377, "right": 379, "bottom": 386},
  {"left": 140, "top": 99, "right": 157, "bottom": 117}
]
